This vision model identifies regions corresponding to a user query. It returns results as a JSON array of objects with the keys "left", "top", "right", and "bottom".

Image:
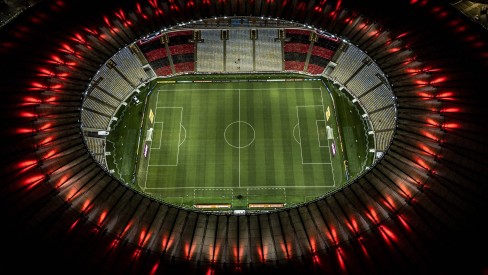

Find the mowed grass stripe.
[
  {"left": 308, "top": 85, "right": 330, "bottom": 186},
  {"left": 203, "top": 89, "right": 217, "bottom": 188},
  {"left": 183, "top": 86, "right": 199, "bottom": 187},
  {"left": 240, "top": 87, "right": 255, "bottom": 187},
  {"left": 268, "top": 88, "right": 286, "bottom": 187},
  {"left": 213, "top": 88, "right": 226, "bottom": 187},
  {"left": 231, "top": 83, "right": 240, "bottom": 185},
  {"left": 168, "top": 89, "right": 183, "bottom": 190},
  {"left": 297, "top": 86, "right": 323, "bottom": 186},
  {"left": 176, "top": 87, "right": 193, "bottom": 187},
  {"left": 146, "top": 90, "right": 172, "bottom": 188},
  {"left": 311, "top": 86, "right": 333, "bottom": 187},
  {"left": 223, "top": 84, "right": 238, "bottom": 186},
  {"left": 261, "top": 86, "right": 277, "bottom": 188},
  {"left": 251, "top": 85, "right": 267, "bottom": 187},
  {"left": 294, "top": 83, "right": 316, "bottom": 185},
  {"left": 278, "top": 87, "right": 304, "bottom": 187},
  {"left": 241, "top": 86, "right": 260, "bottom": 190}
]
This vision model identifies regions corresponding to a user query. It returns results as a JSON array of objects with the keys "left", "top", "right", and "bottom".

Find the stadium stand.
[
  {"left": 226, "top": 29, "right": 253, "bottom": 71},
  {"left": 167, "top": 31, "right": 195, "bottom": 73},
  {"left": 254, "top": 29, "right": 282, "bottom": 71},
  {"left": 283, "top": 29, "right": 310, "bottom": 71}
]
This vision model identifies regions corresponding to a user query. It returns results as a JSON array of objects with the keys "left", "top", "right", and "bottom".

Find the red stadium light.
[
  {"left": 55, "top": 175, "right": 68, "bottom": 189},
  {"left": 98, "top": 210, "right": 108, "bottom": 226},
  {"left": 441, "top": 122, "right": 459, "bottom": 129},
  {"left": 71, "top": 33, "right": 89, "bottom": 47},
  {"left": 103, "top": 16, "right": 113, "bottom": 28},
  {"left": 135, "top": 3, "right": 148, "bottom": 19},
  {"left": 415, "top": 79, "right": 429, "bottom": 86},
  {"left": 44, "top": 96, "right": 58, "bottom": 103},
  {"left": 60, "top": 43, "right": 82, "bottom": 58},
  {"left": 398, "top": 214, "right": 412, "bottom": 232},
  {"left": 37, "top": 136, "right": 53, "bottom": 146},
  {"left": 43, "top": 149, "right": 57, "bottom": 160},
  {"left": 396, "top": 31, "right": 409, "bottom": 39},
  {"left": 257, "top": 247, "right": 264, "bottom": 262},
  {"left": 187, "top": 241, "right": 196, "bottom": 259},
  {"left": 379, "top": 225, "right": 398, "bottom": 242},
  {"left": 23, "top": 174, "right": 45, "bottom": 190},
  {"left": 313, "top": 254, "right": 321, "bottom": 265},
  {"left": 417, "top": 92, "right": 434, "bottom": 99},
  {"left": 425, "top": 118, "right": 440, "bottom": 127},
  {"left": 23, "top": 96, "right": 42, "bottom": 104},
  {"left": 28, "top": 82, "right": 48, "bottom": 91},
  {"left": 345, "top": 220, "right": 356, "bottom": 234},
  {"left": 16, "top": 128, "right": 36, "bottom": 134},
  {"left": 150, "top": 261, "right": 159, "bottom": 275},
  {"left": 110, "top": 237, "right": 121, "bottom": 249},
  {"left": 65, "top": 188, "right": 78, "bottom": 202},
  {"left": 169, "top": 0, "right": 179, "bottom": 11},
  {"left": 17, "top": 160, "right": 39, "bottom": 174},
  {"left": 418, "top": 143, "right": 436, "bottom": 156},
  {"left": 139, "top": 229, "right": 150, "bottom": 247},
  {"left": 132, "top": 247, "right": 142, "bottom": 259},
  {"left": 115, "top": 9, "right": 131, "bottom": 26},
  {"left": 378, "top": 225, "right": 394, "bottom": 246},
  {"left": 416, "top": 158, "right": 430, "bottom": 171},
  {"left": 162, "top": 235, "right": 173, "bottom": 251},
  {"left": 184, "top": 243, "right": 191, "bottom": 259},
  {"left": 212, "top": 242, "right": 220, "bottom": 262},
  {"left": 382, "top": 198, "right": 395, "bottom": 211},
  {"left": 280, "top": 243, "right": 288, "bottom": 258},
  {"left": 310, "top": 237, "right": 317, "bottom": 252},
  {"left": 421, "top": 130, "right": 439, "bottom": 141},
  {"left": 49, "top": 54, "right": 64, "bottom": 65},
  {"left": 38, "top": 122, "right": 52, "bottom": 131},
  {"left": 19, "top": 111, "right": 37, "bottom": 118},
  {"left": 430, "top": 76, "right": 447, "bottom": 85},
  {"left": 356, "top": 238, "right": 370, "bottom": 259},
  {"left": 436, "top": 92, "right": 454, "bottom": 99},
  {"left": 38, "top": 68, "right": 56, "bottom": 77},
  {"left": 81, "top": 199, "right": 91, "bottom": 212},
  {"left": 336, "top": 247, "right": 346, "bottom": 271},
  {"left": 68, "top": 217, "right": 81, "bottom": 232},
  {"left": 148, "top": 0, "right": 164, "bottom": 15},
  {"left": 120, "top": 221, "right": 133, "bottom": 238},
  {"left": 327, "top": 226, "right": 339, "bottom": 245}
]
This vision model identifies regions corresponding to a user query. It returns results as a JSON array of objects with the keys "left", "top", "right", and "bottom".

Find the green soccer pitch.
[{"left": 106, "top": 74, "right": 374, "bottom": 211}]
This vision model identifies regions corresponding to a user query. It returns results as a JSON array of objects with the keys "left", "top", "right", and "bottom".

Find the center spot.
[{"left": 224, "top": 121, "right": 255, "bottom": 149}]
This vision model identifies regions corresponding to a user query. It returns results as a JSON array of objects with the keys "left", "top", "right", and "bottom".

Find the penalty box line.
[
  {"left": 142, "top": 104, "right": 183, "bottom": 190},
  {"left": 320, "top": 85, "right": 337, "bottom": 188},
  {"left": 296, "top": 106, "right": 331, "bottom": 165},
  {"left": 148, "top": 106, "right": 183, "bottom": 167}
]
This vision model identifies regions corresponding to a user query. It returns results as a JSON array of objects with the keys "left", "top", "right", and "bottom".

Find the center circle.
[{"left": 224, "top": 121, "right": 256, "bottom": 149}]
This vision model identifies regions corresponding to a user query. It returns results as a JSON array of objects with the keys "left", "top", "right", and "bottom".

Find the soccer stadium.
[{"left": 0, "top": 0, "right": 487, "bottom": 274}]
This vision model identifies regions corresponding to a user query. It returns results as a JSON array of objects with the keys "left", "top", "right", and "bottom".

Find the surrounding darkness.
[{"left": 1, "top": 0, "right": 488, "bottom": 274}]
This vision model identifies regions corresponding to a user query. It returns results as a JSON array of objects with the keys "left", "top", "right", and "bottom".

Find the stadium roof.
[{"left": 0, "top": 0, "right": 487, "bottom": 274}]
